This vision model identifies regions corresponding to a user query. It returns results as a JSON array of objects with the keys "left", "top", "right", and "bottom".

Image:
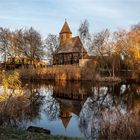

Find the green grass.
[{"left": 0, "top": 127, "right": 83, "bottom": 140}]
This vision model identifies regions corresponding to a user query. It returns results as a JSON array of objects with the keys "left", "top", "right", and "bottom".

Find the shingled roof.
[
  {"left": 59, "top": 21, "right": 72, "bottom": 34},
  {"left": 57, "top": 36, "right": 87, "bottom": 54}
]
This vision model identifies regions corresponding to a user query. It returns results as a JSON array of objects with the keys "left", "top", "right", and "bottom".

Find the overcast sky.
[{"left": 0, "top": 0, "right": 140, "bottom": 37}]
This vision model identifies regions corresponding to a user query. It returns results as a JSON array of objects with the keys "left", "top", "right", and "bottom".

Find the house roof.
[
  {"left": 59, "top": 21, "right": 72, "bottom": 34},
  {"left": 56, "top": 36, "right": 87, "bottom": 54}
]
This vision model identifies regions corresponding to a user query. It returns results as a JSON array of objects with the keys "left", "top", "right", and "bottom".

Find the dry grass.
[
  {"left": 19, "top": 66, "right": 123, "bottom": 82},
  {"left": 0, "top": 71, "right": 34, "bottom": 127},
  {"left": 99, "top": 114, "right": 140, "bottom": 140},
  {"left": 19, "top": 65, "right": 82, "bottom": 81}
]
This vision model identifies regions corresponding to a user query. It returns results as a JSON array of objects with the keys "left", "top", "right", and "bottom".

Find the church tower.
[{"left": 59, "top": 20, "right": 72, "bottom": 46}]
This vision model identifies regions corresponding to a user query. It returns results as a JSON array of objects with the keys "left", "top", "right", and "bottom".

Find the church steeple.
[
  {"left": 60, "top": 20, "right": 72, "bottom": 34},
  {"left": 59, "top": 104, "right": 72, "bottom": 129},
  {"left": 61, "top": 116, "right": 72, "bottom": 129},
  {"left": 59, "top": 20, "right": 72, "bottom": 46}
]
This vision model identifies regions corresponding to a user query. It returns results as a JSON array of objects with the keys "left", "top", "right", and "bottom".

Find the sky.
[{"left": 0, "top": 0, "right": 140, "bottom": 38}]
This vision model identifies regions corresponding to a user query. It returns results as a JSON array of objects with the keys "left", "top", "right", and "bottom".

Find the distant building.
[
  {"left": 53, "top": 20, "right": 88, "bottom": 65},
  {"left": 0, "top": 57, "right": 46, "bottom": 69}
]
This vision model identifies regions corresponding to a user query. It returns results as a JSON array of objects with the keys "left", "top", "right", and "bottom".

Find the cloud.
[{"left": 0, "top": 0, "right": 139, "bottom": 37}]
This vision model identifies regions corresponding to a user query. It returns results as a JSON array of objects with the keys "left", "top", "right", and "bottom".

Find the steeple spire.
[
  {"left": 59, "top": 20, "right": 72, "bottom": 34},
  {"left": 59, "top": 20, "right": 72, "bottom": 46},
  {"left": 61, "top": 116, "right": 72, "bottom": 129}
]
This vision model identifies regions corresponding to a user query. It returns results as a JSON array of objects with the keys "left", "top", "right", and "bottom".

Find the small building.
[
  {"left": 1, "top": 57, "right": 46, "bottom": 69},
  {"left": 53, "top": 21, "right": 88, "bottom": 65}
]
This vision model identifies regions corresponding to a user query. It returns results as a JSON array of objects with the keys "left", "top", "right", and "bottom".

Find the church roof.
[
  {"left": 59, "top": 21, "right": 72, "bottom": 34},
  {"left": 56, "top": 36, "right": 87, "bottom": 54}
]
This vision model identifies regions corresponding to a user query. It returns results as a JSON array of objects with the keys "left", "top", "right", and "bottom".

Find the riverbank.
[
  {"left": 0, "top": 65, "right": 140, "bottom": 82},
  {"left": 19, "top": 66, "right": 122, "bottom": 82},
  {"left": 0, "top": 127, "right": 82, "bottom": 140}
]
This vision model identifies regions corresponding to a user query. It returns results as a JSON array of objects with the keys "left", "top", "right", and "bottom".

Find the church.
[{"left": 53, "top": 20, "right": 88, "bottom": 65}]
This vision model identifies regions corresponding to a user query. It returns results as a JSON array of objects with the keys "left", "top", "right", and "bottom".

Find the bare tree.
[
  {"left": 0, "top": 28, "right": 11, "bottom": 65},
  {"left": 23, "top": 27, "right": 44, "bottom": 62},
  {"left": 78, "top": 19, "right": 91, "bottom": 58},
  {"left": 91, "top": 29, "right": 113, "bottom": 76},
  {"left": 0, "top": 27, "right": 45, "bottom": 68},
  {"left": 10, "top": 29, "right": 25, "bottom": 58},
  {"left": 44, "top": 34, "right": 59, "bottom": 65},
  {"left": 91, "top": 29, "right": 122, "bottom": 77},
  {"left": 113, "top": 29, "right": 135, "bottom": 73}
]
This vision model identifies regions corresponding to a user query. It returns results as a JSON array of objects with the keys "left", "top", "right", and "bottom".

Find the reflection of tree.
[
  {"left": 1, "top": 81, "right": 139, "bottom": 139},
  {"left": 79, "top": 86, "right": 111, "bottom": 139},
  {"left": 43, "top": 89, "right": 60, "bottom": 121},
  {"left": 0, "top": 85, "right": 45, "bottom": 128},
  {"left": 79, "top": 83, "right": 139, "bottom": 140}
]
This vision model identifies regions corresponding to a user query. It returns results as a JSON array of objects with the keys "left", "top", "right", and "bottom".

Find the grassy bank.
[
  {"left": 20, "top": 65, "right": 81, "bottom": 81},
  {"left": 18, "top": 65, "right": 121, "bottom": 82},
  {"left": 0, "top": 127, "right": 83, "bottom": 140},
  {"left": 1, "top": 65, "right": 139, "bottom": 82}
]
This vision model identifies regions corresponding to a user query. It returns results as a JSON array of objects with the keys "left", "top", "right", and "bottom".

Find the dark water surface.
[{"left": 0, "top": 81, "right": 140, "bottom": 139}]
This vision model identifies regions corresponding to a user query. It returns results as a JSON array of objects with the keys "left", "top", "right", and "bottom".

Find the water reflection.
[
  {"left": 0, "top": 81, "right": 140, "bottom": 139},
  {"left": 79, "top": 83, "right": 140, "bottom": 139},
  {"left": 0, "top": 83, "right": 45, "bottom": 127}
]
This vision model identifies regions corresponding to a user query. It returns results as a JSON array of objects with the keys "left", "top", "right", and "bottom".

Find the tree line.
[
  {"left": 78, "top": 20, "right": 140, "bottom": 77},
  {"left": 0, "top": 21, "right": 140, "bottom": 77},
  {"left": 0, "top": 27, "right": 44, "bottom": 64}
]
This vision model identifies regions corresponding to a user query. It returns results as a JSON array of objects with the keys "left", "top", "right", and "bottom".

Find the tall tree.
[
  {"left": 44, "top": 34, "right": 59, "bottom": 65},
  {"left": 9, "top": 29, "right": 24, "bottom": 58},
  {"left": 78, "top": 19, "right": 91, "bottom": 57},
  {"left": 0, "top": 28, "right": 11, "bottom": 65},
  {"left": 91, "top": 29, "right": 112, "bottom": 76},
  {"left": 22, "top": 27, "right": 44, "bottom": 62},
  {"left": 129, "top": 23, "right": 140, "bottom": 60},
  {"left": 91, "top": 29, "right": 121, "bottom": 77}
]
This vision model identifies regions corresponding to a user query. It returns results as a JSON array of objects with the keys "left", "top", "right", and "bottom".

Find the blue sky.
[{"left": 0, "top": 0, "right": 140, "bottom": 38}]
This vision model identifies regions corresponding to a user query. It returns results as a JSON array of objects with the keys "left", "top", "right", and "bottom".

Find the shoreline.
[
  {"left": 0, "top": 127, "right": 82, "bottom": 140},
  {"left": 0, "top": 67, "right": 140, "bottom": 83}
]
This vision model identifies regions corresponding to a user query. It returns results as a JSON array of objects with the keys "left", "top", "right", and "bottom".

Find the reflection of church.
[
  {"left": 50, "top": 81, "right": 140, "bottom": 139},
  {"left": 53, "top": 81, "right": 91, "bottom": 128},
  {"left": 58, "top": 98, "right": 86, "bottom": 129},
  {"left": 59, "top": 103, "right": 72, "bottom": 128},
  {"left": 53, "top": 82, "right": 90, "bottom": 100}
]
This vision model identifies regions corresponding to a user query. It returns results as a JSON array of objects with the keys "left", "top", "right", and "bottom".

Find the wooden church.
[{"left": 53, "top": 21, "right": 88, "bottom": 65}]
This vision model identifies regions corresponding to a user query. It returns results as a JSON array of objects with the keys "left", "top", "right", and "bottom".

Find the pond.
[{"left": 0, "top": 81, "right": 140, "bottom": 139}]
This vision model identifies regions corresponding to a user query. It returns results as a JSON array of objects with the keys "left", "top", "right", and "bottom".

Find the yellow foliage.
[
  {"left": 128, "top": 47, "right": 140, "bottom": 59},
  {"left": 0, "top": 71, "right": 23, "bottom": 101},
  {"left": 128, "top": 28, "right": 140, "bottom": 60}
]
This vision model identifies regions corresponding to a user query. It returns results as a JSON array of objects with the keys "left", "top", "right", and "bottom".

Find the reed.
[
  {"left": 19, "top": 65, "right": 81, "bottom": 81},
  {"left": 99, "top": 114, "right": 140, "bottom": 140}
]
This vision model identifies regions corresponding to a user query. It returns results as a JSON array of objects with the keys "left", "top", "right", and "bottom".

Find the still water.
[{"left": 0, "top": 81, "right": 140, "bottom": 139}]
